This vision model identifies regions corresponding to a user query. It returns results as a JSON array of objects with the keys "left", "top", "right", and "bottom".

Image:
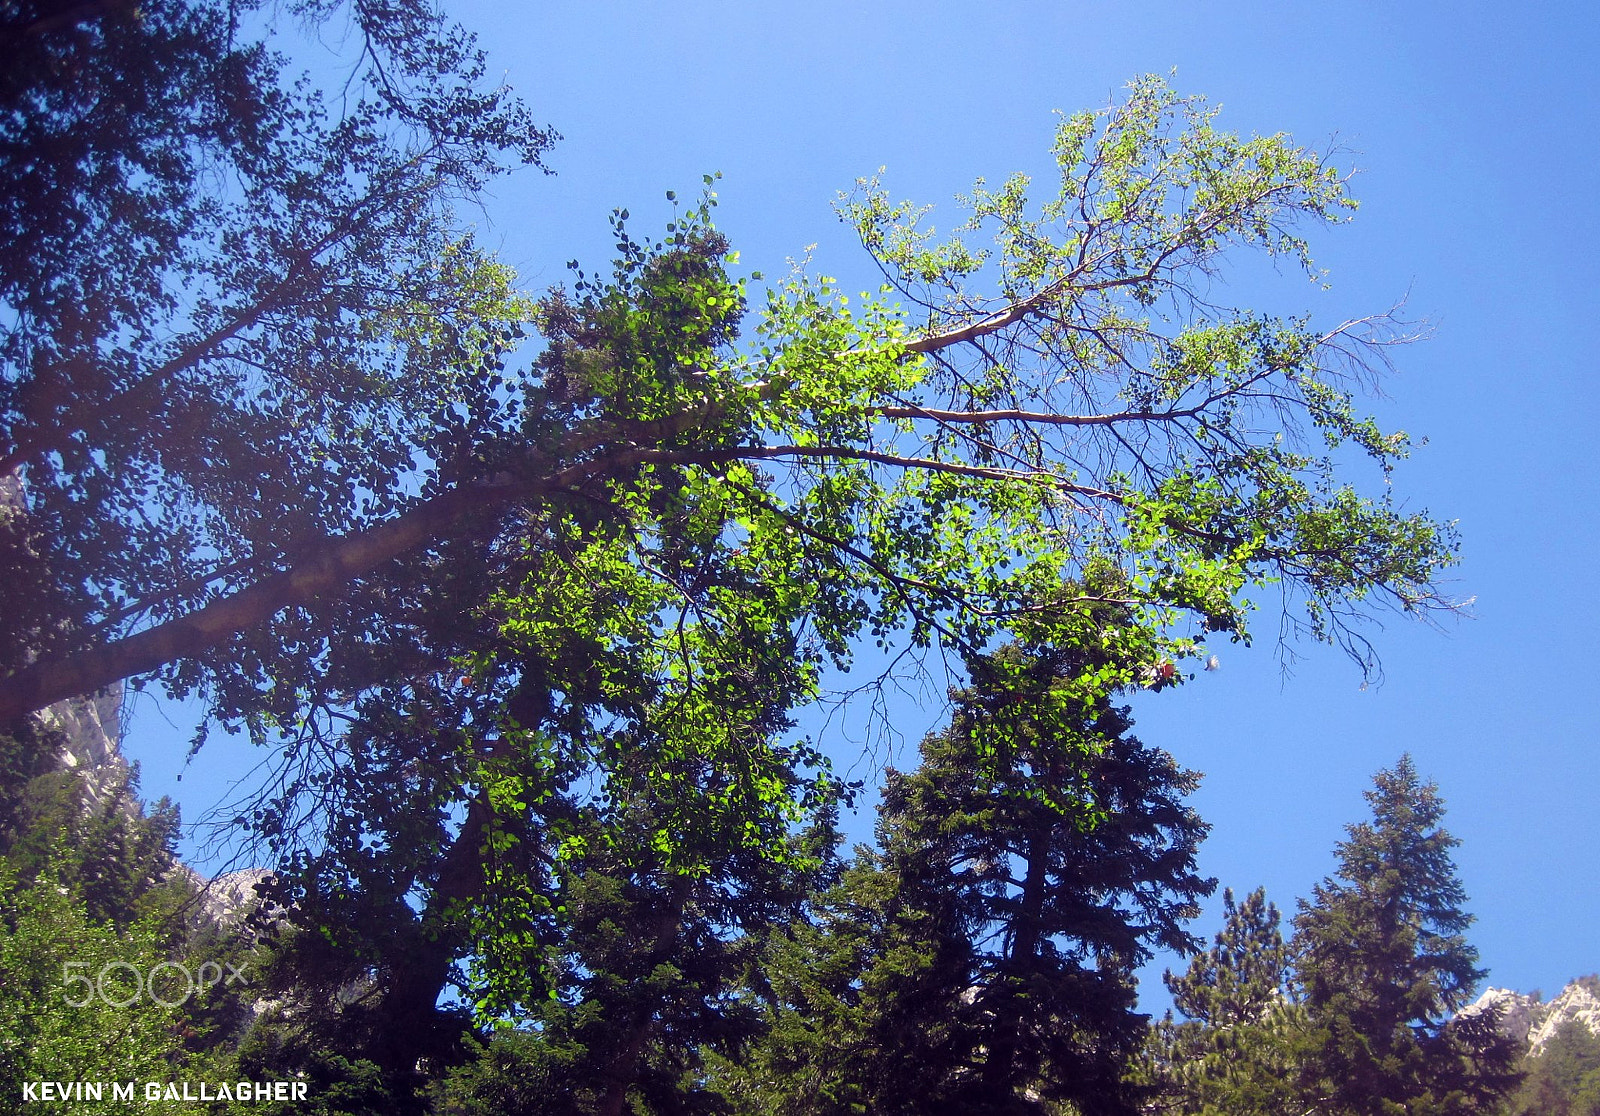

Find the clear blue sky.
[{"left": 125, "top": 1, "right": 1600, "bottom": 1009}]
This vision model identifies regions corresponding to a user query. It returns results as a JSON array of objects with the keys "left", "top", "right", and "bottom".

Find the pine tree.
[
  {"left": 1505, "top": 1017, "right": 1600, "bottom": 1116},
  {"left": 1149, "top": 887, "right": 1305, "bottom": 1115},
  {"left": 1290, "top": 755, "right": 1520, "bottom": 1115},
  {"left": 736, "top": 631, "right": 1213, "bottom": 1115},
  {"left": 1168, "top": 888, "right": 1290, "bottom": 1031}
]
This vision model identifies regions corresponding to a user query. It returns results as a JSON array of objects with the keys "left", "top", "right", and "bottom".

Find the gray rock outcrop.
[
  {"left": 1464, "top": 978, "right": 1600, "bottom": 1053},
  {"left": 34, "top": 689, "right": 129, "bottom": 806}
]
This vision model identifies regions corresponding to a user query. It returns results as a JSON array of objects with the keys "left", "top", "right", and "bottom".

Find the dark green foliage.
[
  {"left": 1167, "top": 887, "right": 1291, "bottom": 1030},
  {"left": 0, "top": 718, "right": 65, "bottom": 850},
  {"left": 1503, "top": 1018, "right": 1600, "bottom": 1116},
  {"left": 1291, "top": 755, "right": 1520, "bottom": 1115},
  {"left": 730, "top": 841, "right": 969, "bottom": 1115},
  {"left": 0, "top": 0, "right": 552, "bottom": 717},
  {"left": 1149, "top": 887, "right": 1305, "bottom": 1115},
  {"left": 452, "top": 768, "right": 836, "bottom": 1116},
  {"left": 0, "top": 718, "right": 181, "bottom": 928},
  {"left": 1149, "top": 759, "right": 1522, "bottom": 1116},
  {"left": 736, "top": 633, "right": 1213, "bottom": 1115},
  {"left": 232, "top": 1023, "right": 400, "bottom": 1116},
  {"left": 431, "top": 1031, "right": 592, "bottom": 1116}
]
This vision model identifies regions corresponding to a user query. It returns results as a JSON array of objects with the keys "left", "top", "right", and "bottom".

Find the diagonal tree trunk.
[
  {"left": 0, "top": 476, "right": 526, "bottom": 722},
  {"left": 0, "top": 409, "right": 722, "bottom": 725}
]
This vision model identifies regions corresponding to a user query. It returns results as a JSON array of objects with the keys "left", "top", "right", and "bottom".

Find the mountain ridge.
[{"left": 1464, "top": 979, "right": 1600, "bottom": 1053}]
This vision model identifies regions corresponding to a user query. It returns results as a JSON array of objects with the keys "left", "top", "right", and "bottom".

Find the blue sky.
[{"left": 126, "top": 2, "right": 1600, "bottom": 1008}]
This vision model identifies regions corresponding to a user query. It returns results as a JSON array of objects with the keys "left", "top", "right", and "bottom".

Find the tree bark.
[
  {"left": 0, "top": 476, "right": 525, "bottom": 723},
  {"left": 373, "top": 796, "right": 490, "bottom": 1078},
  {"left": 981, "top": 821, "right": 1052, "bottom": 1096},
  {"left": 0, "top": 409, "right": 722, "bottom": 725}
]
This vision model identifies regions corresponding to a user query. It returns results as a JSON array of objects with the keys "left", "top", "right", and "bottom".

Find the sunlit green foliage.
[{"left": 0, "top": 724, "right": 252, "bottom": 1113}]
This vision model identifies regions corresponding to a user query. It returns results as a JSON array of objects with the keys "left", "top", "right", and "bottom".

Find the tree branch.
[
  {"left": 0, "top": 476, "right": 513, "bottom": 722},
  {"left": 871, "top": 403, "right": 1204, "bottom": 428}
]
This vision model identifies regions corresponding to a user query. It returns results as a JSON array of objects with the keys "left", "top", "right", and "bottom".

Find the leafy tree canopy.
[
  {"left": 0, "top": 29, "right": 1472, "bottom": 1106},
  {"left": 0, "top": 0, "right": 553, "bottom": 719},
  {"left": 1, "top": 70, "right": 1456, "bottom": 728}
]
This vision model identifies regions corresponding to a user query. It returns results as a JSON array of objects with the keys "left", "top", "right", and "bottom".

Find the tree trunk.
[
  {"left": 595, "top": 873, "right": 693, "bottom": 1116},
  {"left": 0, "top": 409, "right": 717, "bottom": 725},
  {"left": 981, "top": 821, "right": 1052, "bottom": 1096},
  {"left": 0, "top": 479, "right": 516, "bottom": 722},
  {"left": 371, "top": 797, "right": 490, "bottom": 1078}
]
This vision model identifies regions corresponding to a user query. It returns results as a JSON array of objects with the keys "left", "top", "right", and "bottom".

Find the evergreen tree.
[
  {"left": 1291, "top": 755, "right": 1520, "bottom": 1115},
  {"left": 0, "top": 723, "right": 259, "bottom": 1113},
  {"left": 1503, "top": 1015, "right": 1600, "bottom": 1116},
  {"left": 1168, "top": 887, "right": 1291, "bottom": 1031},
  {"left": 445, "top": 759, "right": 838, "bottom": 1116},
  {"left": 1148, "top": 887, "right": 1305, "bottom": 1115},
  {"left": 727, "top": 822, "right": 969, "bottom": 1115},
  {"left": 737, "top": 628, "right": 1213, "bottom": 1115}
]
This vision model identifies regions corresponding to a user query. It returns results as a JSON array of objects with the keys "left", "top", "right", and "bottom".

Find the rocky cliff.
[
  {"left": 1466, "top": 978, "right": 1600, "bottom": 1052},
  {"left": 31, "top": 686, "right": 273, "bottom": 928},
  {"left": 34, "top": 689, "right": 128, "bottom": 807}
]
